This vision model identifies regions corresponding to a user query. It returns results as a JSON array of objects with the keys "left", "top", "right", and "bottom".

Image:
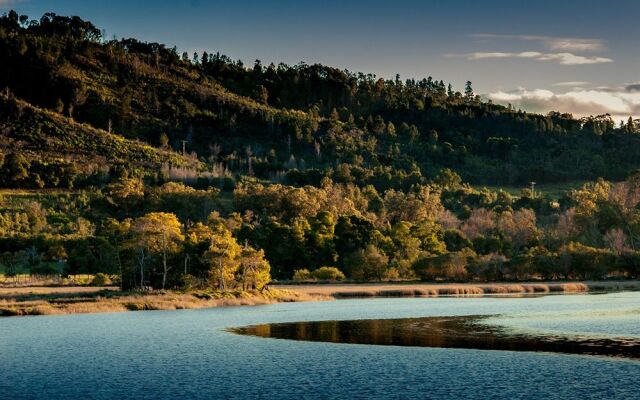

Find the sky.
[{"left": 3, "top": 0, "right": 640, "bottom": 121}]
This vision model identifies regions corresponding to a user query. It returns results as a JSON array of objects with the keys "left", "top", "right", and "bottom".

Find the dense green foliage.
[
  {"left": 1, "top": 11, "right": 639, "bottom": 288},
  {"left": 1, "top": 174, "right": 639, "bottom": 287}
]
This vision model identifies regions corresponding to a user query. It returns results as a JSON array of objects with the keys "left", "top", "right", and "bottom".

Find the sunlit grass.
[
  {"left": 278, "top": 281, "right": 639, "bottom": 298},
  {"left": 0, "top": 287, "right": 328, "bottom": 317}
]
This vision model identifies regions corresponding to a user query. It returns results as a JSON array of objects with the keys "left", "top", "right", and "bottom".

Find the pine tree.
[{"left": 464, "top": 81, "right": 474, "bottom": 100}]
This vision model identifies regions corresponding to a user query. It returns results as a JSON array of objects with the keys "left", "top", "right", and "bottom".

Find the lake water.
[{"left": 1, "top": 292, "right": 639, "bottom": 399}]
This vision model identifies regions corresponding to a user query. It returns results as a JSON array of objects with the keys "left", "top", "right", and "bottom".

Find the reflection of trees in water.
[{"left": 230, "top": 316, "right": 640, "bottom": 360}]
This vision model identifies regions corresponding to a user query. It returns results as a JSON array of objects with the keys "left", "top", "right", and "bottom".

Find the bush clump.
[
  {"left": 311, "top": 266, "right": 346, "bottom": 281},
  {"left": 292, "top": 269, "right": 312, "bottom": 281},
  {"left": 91, "top": 273, "right": 112, "bottom": 286}
]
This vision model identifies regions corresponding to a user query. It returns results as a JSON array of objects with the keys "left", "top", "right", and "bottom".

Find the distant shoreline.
[
  {"left": 272, "top": 280, "right": 640, "bottom": 298},
  {"left": 1, "top": 281, "right": 638, "bottom": 317}
]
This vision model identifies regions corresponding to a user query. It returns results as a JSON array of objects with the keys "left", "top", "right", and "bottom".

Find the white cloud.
[
  {"left": 471, "top": 33, "right": 606, "bottom": 52},
  {"left": 553, "top": 81, "right": 590, "bottom": 87},
  {"left": 488, "top": 87, "right": 640, "bottom": 121},
  {"left": 463, "top": 51, "right": 613, "bottom": 65}
]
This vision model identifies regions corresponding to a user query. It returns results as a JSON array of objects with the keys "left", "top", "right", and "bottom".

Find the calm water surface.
[{"left": 1, "top": 292, "right": 639, "bottom": 399}]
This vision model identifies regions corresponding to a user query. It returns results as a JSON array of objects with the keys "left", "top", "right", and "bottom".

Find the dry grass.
[
  {"left": 0, "top": 288, "right": 329, "bottom": 317},
  {"left": 0, "top": 286, "right": 117, "bottom": 297},
  {"left": 0, "top": 274, "right": 97, "bottom": 287},
  {"left": 1, "top": 280, "right": 635, "bottom": 318},
  {"left": 275, "top": 281, "right": 639, "bottom": 299}
]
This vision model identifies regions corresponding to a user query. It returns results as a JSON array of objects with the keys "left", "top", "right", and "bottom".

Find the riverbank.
[
  {"left": 0, "top": 286, "right": 326, "bottom": 317},
  {"left": 2, "top": 280, "right": 638, "bottom": 317},
  {"left": 272, "top": 280, "right": 640, "bottom": 298}
]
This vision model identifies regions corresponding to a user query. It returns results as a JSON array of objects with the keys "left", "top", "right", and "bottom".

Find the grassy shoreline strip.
[
  {"left": 0, "top": 288, "right": 328, "bottom": 317},
  {"left": 1, "top": 281, "right": 638, "bottom": 317},
  {"left": 273, "top": 281, "right": 640, "bottom": 298}
]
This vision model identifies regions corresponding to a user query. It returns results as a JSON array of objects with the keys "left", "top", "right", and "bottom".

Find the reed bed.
[
  {"left": 278, "top": 281, "right": 638, "bottom": 299},
  {"left": 1, "top": 280, "right": 636, "bottom": 317},
  {"left": 0, "top": 286, "right": 117, "bottom": 297},
  {"left": 0, "top": 288, "right": 329, "bottom": 317}
]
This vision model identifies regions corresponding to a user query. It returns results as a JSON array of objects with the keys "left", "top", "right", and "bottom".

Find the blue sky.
[{"left": 3, "top": 0, "right": 640, "bottom": 120}]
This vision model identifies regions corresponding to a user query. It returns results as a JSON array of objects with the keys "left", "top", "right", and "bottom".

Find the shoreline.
[
  {"left": 0, "top": 287, "right": 328, "bottom": 317},
  {"left": 1, "top": 280, "right": 638, "bottom": 317},
  {"left": 272, "top": 280, "right": 640, "bottom": 298}
]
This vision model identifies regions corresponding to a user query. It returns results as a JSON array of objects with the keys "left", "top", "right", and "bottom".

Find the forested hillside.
[
  {"left": 2, "top": 11, "right": 640, "bottom": 188},
  {"left": 1, "top": 11, "right": 639, "bottom": 288}
]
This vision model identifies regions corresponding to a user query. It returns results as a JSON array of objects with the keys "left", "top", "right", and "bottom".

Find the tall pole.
[{"left": 530, "top": 181, "right": 536, "bottom": 199}]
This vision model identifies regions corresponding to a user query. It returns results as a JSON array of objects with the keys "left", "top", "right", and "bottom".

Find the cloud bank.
[
  {"left": 488, "top": 87, "right": 640, "bottom": 121},
  {"left": 463, "top": 51, "right": 613, "bottom": 65},
  {"left": 462, "top": 33, "right": 612, "bottom": 65},
  {"left": 471, "top": 34, "right": 606, "bottom": 52},
  {"left": 553, "top": 81, "right": 591, "bottom": 87}
]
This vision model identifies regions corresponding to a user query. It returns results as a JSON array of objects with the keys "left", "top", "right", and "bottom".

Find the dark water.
[
  {"left": 231, "top": 315, "right": 640, "bottom": 359},
  {"left": 1, "top": 292, "right": 639, "bottom": 399}
]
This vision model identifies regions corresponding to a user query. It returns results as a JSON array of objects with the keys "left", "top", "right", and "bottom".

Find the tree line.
[{"left": 1, "top": 173, "right": 639, "bottom": 288}]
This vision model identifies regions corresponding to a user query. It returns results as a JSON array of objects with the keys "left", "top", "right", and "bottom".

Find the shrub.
[
  {"left": 311, "top": 266, "right": 346, "bottom": 281},
  {"left": 382, "top": 267, "right": 400, "bottom": 281},
  {"left": 91, "top": 273, "right": 112, "bottom": 286},
  {"left": 292, "top": 269, "right": 312, "bottom": 281},
  {"left": 413, "top": 249, "right": 475, "bottom": 281},
  {"left": 344, "top": 245, "right": 388, "bottom": 281}
]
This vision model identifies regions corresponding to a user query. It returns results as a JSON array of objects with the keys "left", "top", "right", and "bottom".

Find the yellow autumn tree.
[
  {"left": 131, "top": 212, "right": 184, "bottom": 289},
  {"left": 238, "top": 245, "right": 271, "bottom": 290},
  {"left": 206, "top": 222, "right": 241, "bottom": 290}
]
